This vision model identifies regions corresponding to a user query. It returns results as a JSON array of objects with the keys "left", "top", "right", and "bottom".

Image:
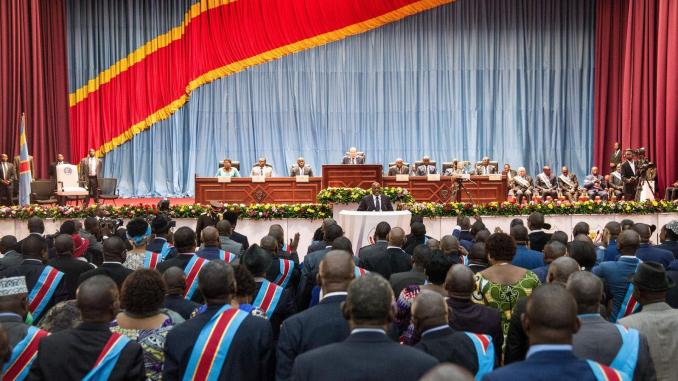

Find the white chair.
[{"left": 55, "top": 164, "right": 88, "bottom": 204}]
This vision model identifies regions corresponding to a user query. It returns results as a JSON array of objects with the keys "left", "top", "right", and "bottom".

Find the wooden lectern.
[{"left": 321, "top": 165, "right": 383, "bottom": 189}]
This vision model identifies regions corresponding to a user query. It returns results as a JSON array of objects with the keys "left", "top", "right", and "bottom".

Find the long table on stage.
[
  {"left": 382, "top": 175, "right": 508, "bottom": 204},
  {"left": 194, "top": 177, "right": 322, "bottom": 204}
]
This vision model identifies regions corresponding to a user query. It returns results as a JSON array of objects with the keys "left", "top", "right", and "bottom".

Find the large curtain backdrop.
[
  {"left": 67, "top": 0, "right": 596, "bottom": 197},
  {"left": 594, "top": 0, "right": 678, "bottom": 194},
  {"left": 0, "top": 0, "right": 70, "bottom": 178}
]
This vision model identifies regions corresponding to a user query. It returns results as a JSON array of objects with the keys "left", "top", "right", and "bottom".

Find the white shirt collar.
[
  {"left": 421, "top": 325, "right": 450, "bottom": 337},
  {"left": 102, "top": 261, "right": 122, "bottom": 265},
  {"left": 386, "top": 245, "right": 403, "bottom": 250},
  {"left": 351, "top": 328, "right": 386, "bottom": 335},
  {"left": 526, "top": 344, "right": 572, "bottom": 358},
  {"left": 321, "top": 291, "right": 348, "bottom": 301}
]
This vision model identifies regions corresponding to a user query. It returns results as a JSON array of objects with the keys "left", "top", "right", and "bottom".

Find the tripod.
[{"left": 451, "top": 177, "right": 476, "bottom": 204}]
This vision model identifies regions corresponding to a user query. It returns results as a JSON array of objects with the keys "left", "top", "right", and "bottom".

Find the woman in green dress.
[
  {"left": 215, "top": 159, "right": 240, "bottom": 177},
  {"left": 472, "top": 232, "right": 541, "bottom": 341}
]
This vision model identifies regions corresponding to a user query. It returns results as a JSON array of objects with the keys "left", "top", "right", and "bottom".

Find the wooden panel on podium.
[
  {"left": 195, "top": 177, "right": 322, "bottom": 204},
  {"left": 383, "top": 176, "right": 508, "bottom": 203},
  {"left": 322, "top": 164, "right": 383, "bottom": 189}
]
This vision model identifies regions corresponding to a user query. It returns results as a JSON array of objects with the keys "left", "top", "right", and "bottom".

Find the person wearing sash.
[
  {"left": 242, "top": 245, "right": 296, "bottom": 338},
  {"left": 261, "top": 236, "right": 300, "bottom": 292},
  {"left": 230, "top": 264, "right": 267, "bottom": 317},
  {"left": 483, "top": 285, "right": 629, "bottom": 381},
  {"left": 268, "top": 224, "right": 300, "bottom": 263},
  {"left": 608, "top": 164, "right": 625, "bottom": 200},
  {"left": 568, "top": 272, "right": 656, "bottom": 381},
  {"left": 0, "top": 235, "right": 68, "bottom": 323},
  {"left": 534, "top": 166, "right": 559, "bottom": 200},
  {"left": 48, "top": 234, "right": 94, "bottom": 299},
  {"left": 619, "top": 263, "right": 678, "bottom": 381},
  {"left": 216, "top": 220, "right": 243, "bottom": 256},
  {"left": 215, "top": 158, "right": 240, "bottom": 177},
  {"left": 413, "top": 290, "right": 493, "bottom": 379},
  {"left": 593, "top": 230, "right": 643, "bottom": 321},
  {"left": 584, "top": 166, "right": 608, "bottom": 201},
  {"left": 78, "top": 236, "right": 133, "bottom": 291},
  {"left": 276, "top": 251, "right": 353, "bottom": 381},
  {"left": 123, "top": 218, "right": 154, "bottom": 270},
  {"left": 163, "top": 260, "right": 274, "bottom": 381},
  {"left": 146, "top": 214, "right": 178, "bottom": 260},
  {"left": 0, "top": 276, "right": 48, "bottom": 381},
  {"left": 29, "top": 275, "right": 145, "bottom": 380},
  {"left": 196, "top": 227, "right": 237, "bottom": 262},
  {"left": 162, "top": 267, "right": 200, "bottom": 321},
  {"left": 558, "top": 166, "right": 580, "bottom": 201},
  {"left": 292, "top": 274, "right": 438, "bottom": 381},
  {"left": 156, "top": 227, "right": 205, "bottom": 304},
  {"left": 510, "top": 167, "right": 534, "bottom": 204}
]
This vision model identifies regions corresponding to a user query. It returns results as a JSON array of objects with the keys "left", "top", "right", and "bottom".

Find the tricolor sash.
[
  {"left": 513, "top": 176, "right": 530, "bottom": 188},
  {"left": 1, "top": 326, "right": 48, "bottom": 381},
  {"left": 559, "top": 174, "right": 575, "bottom": 188},
  {"left": 538, "top": 173, "right": 554, "bottom": 189},
  {"left": 612, "top": 172, "right": 622, "bottom": 182},
  {"left": 28, "top": 266, "right": 64, "bottom": 321},
  {"left": 144, "top": 241, "right": 173, "bottom": 269},
  {"left": 81, "top": 332, "right": 131, "bottom": 381},
  {"left": 354, "top": 266, "right": 369, "bottom": 278},
  {"left": 463, "top": 332, "right": 494, "bottom": 380},
  {"left": 610, "top": 325, "right": 639, "bottom": 377},
  {"left": 184, "top": 256, "right": 209, "bottom": 300},
  {"left": 253, "top": 280, "right": 283, "bottom": 319},
  {"left": 273, "top": 259, "right": 295, "bottom": 288},
  {"left": 461, "top": 255, "right": 469, "bottom": 266},
  {"left": 586, "top": 360, "right": 629, "bottom": 381},
  {"left": 615, "top": 284, "right": 640, "bottom": 322},
  {"left": 183, "top": 305, "right": 247, "bottom": 381},
  {"left": 217, "top": 250, "right": 237, "bottom": 263}
]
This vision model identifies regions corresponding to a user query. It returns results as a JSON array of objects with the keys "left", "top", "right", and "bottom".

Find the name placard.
[
  {"left": 395, "top": 174, "right": 409, "bottom": 182},
  {"left": 488, "top": 174, "right": 502, "bottom": 181},
  {"left": 427, "top": 174, "right": 441, "bottom": 182},
  {"left": 217, "top": 176, "right": 231, "bottom": 183},
  {"left": 251, "top": 176, "right": 266, "bottom": 183},
  {"left": 295, "top": 175, "right": 309, "bottom": 183}
]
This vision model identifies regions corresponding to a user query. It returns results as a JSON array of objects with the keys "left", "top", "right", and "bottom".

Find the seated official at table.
[
  {"left": 250, "top": 157, "right": 273, "bottom": 177},
  {"left": 290, "top": 157, "right": 313, "bottom": 176},
  {"left": 414, "top": 156, "right": 436, "bottom": 176},
  {"left": 342, "top": 147, "right": 364, "bottom": 165},
  {"left": 388, "top": 158, "right": 410, "bottom": 175},
  {"left": 443, "top": 160, "right": 466, "bottom": 176},
  {"left": 502, "top": 164, "right": 517, "bottom": 181},
  {"left": 216, "top": 159, "right": 241, "bottom": 177},
  {"left": 357, "top": 182, "right": 394, "bottom": 211},
  {"left": 475, "top": 156, "right": 497, "bottom": 175}
]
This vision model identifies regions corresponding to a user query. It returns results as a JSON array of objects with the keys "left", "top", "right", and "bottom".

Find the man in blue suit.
[
  {"left": 482, "top": 285, "right": 628, "bottom": 381},
  {"left": 276, "top": 250, "right": 353, "bottom": 381},
  {"left": 510, "top": 225, "right": 545, "bottom": 270},
  {"left": 632, "top": 223, "right": 674, "bottom": 268},
  {"left": 292, "top": 274, "right": 438, "bottom": 381}
]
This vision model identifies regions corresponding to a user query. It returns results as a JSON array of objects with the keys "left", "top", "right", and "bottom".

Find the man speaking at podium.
[{"left": 357, "top": 182, "right": 394, "bottom": 211}]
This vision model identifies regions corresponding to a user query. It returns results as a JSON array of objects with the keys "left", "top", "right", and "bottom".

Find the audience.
[
  {"left": 223, "top": 210, "right": 250, "bottom": 250},
  {"left": 48, "top": 234, "right": 95, "bottom": 299},
  {"left": 145, "top": 214, "right": 178, "bottom": 259},
  {"left": 361, "top": 227, "right": 410, "bottom": 279},
  {"left": 0, "top": 235, "right": 21, "bottom": 270},
  {"left": 231, "top": 264, "right": 265, "bottom": 315},
  {"left": 38, "top": 300, "right": 82, "bottom": 333},
  {"left": 216, "top": 220, "right": 244, "bottom": 255},
  {"left": 467, "top": 242, "right": 489, "bottom": 273},
  {"left": 162, "top": 267, "right": 200, "bottom": 320},
  {"left": 420, "top": 364, "right": 474, "bottom": 381},
  {"left": 510, "top": 225, "right": 545, "bottom": 270},
  {"left": 123, "top": 218, "right": 153, "bottom": 270},
  {"left": 550, "top": 230, "right": 569, "bottom": 245},
  {"left": 632, "top": 223, "right": 674, "bottom": 268},
  {"left": 657, "top": 220, "right": 678, "bottom": 258},
  {"left": 567, "top": 240, "right": 598, "bottom": 271},
  {"left": 404, "top": 222, "right": 429, "bottom": 255},
  {"left": 357, "top": 221, "right": 390, "bottom": 264},
  {"left": 440, "top": 235, "right": 463, "bottom": 263},
  {"left": 531, "top": 240, "right": 566, "bottom": 283},
  {"left": 390, "top": 244, "right": 430, "bottom": 296},
  {"left": 526, "top": 212, "right": 552, "bottom": 252},
  {"left": 79, "top": 235, "right": 133, "bottom": 290},
  {"left": 600, "top": 221, "right": 622, "bottom": 262}
]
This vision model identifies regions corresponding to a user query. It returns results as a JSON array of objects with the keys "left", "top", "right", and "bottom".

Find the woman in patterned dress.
[{"left": 123, "top": 218, "right": 152, "bottom": 270}]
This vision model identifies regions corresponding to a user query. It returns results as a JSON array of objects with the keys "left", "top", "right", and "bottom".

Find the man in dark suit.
[
  {"left": 146, "top": 213, "right": 178, "bottom": 259},
  {"left": 621, "top": 148, "right": 639, "bottom": 200},
  {"left": 30, "top": 275, "right": 145, "bottom": 380},
  {"left": 357, "top": 221, "right": 390, "bottom": 266},
  {"left": 289, "top": 157, "right": 313, "bottom": 177},
  {"left": 163, "top": 260, "right": 274, "bottom": 381},
  {"left": 78, "top": 236, "right": 133, "bottom": 290},
  {"left": 633, "top": 223, "right": 674, "bottom": 268},
  {"left": 162, "top": 267, "right": 200, "bottom": 320},
  {"left": 387, "top": 158, "right": 410, "bottom": 175},
  {"left": 49, "top": 234, "right": 94, "bottom": 299},
  {"left": 483, "top": 285, "right": 624, "bottom": 381},
  {"left": 527, "top": 212, "right": 551, "bottom": 252},
  {"left": 610, "top": 142, "right": 622, "bottom": 167},
  {"left": 224, "top": 211, "right": 250, "bottom": 250},
  {"left": 390, "top": 244, "right": 430, "bottom": 296},
  {"left": 342, "top": 147, "right": 364, "bottom": 165},
  {"left": 475, "top": 157, "right": 497, "bottom": 175},
  {"left": 361, "top": 227, "right": 411, "bottom": 280},
  {"left": 468, "top": 242, "right": 490, "bottom": 273},
  {"left": 306, "top": 218, "right": 336, "bottom": 254},
  {"left": 261, "top": 235, "right": 301, "bottom": 293},
  {"left": 357, "top": 182, "right": 394, "bottom": 212},
  {"left": 156, "top": 227, "right": 204, "bottom": 303},
  {"left": 658, "top": 221, "right": 678, "bottom": 259},
  {"left": 47, "top": 153, "right": 67, "bottom": 180},
  {"left": 277, "top": 250, "right": 353, "bottom": 381},
  {"left": 0, "top": 153, "right": 17, "bottom": 206},
  {"left": 403, "top": 222, "right": 429, "bottom": 255},
  {"left": 78, "top": 148, "right": 103, "bottom": 206},
  {"left": 299, "top": 224, "right": 344, "bottom": 309},
  {"left": 534, "top": 166, "right": 559, "bottom": 200},
  {"left": 0, "top": 235, "right": 22, "bottom": 271},
  {"left": 568, "top": 272, "right": 656, "bottom": 381},
  {"left": 510, "top": 225, "right": 545, "bottom": 270},
  {"left": 15, "top": 217, "right": 46, "bottom": 256},
  {"left": 413, "top": 291, "right": 489, "bottom": 375},
  {"left": 291, "top": 274, "right": 438, "bottom": 381},
  {"left": 414, "top": 156, "right": 437, "bottom": 176}
]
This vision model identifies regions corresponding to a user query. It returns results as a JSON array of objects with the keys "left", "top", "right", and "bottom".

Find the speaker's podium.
[
  {"left": 55, "top": 164, "right": 88, "bottom": 204},
  {"left": 322, "top": 164, "right": 383, "bottom": 189}
]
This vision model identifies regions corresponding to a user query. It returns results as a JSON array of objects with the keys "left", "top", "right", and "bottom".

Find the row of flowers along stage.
[{"left": 1, "top": 187, "right": 676, "bottom": 257}]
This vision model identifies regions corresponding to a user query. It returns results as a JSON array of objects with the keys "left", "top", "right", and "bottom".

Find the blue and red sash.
[
  {"left": 273, "top": 259, "right": 295, "bottom": 288},
  {"left": 217, "top": 250, "right": 237, "bottom": 263},
  {"left": 253, "top": 280, "right": 283, "bottom": 319},
  {"left": 615, "top": 284, "right": 640, "bottom": 322},
  {"left": 610, "top": 325, "right": 639, "bottom": 378},
  {"left": 28, "top": 266, "right": 64, "bottom": 321},
  {"left": 184, "top": 256, "right": 209, "bottom": 300},
  {"left": 463, "top": 332, "right": 494, "bottom": 380},
  {"left": 81, "top": 332, "right": 131, "bottom": 381},
  {"left": 183, "top": 305, "right": 247, "bottom": 381},
  {"left": 586, "top": 360, "right": 629, "bottom": 381},
  {"left": 144, "top": 241, "right": 173, "bottom": 269},
  {"left": 1, "top": 326, "right": 48, "bottom": 381},
  {"left": 354, "top": 266, "right": 369, "bottom": 278}
]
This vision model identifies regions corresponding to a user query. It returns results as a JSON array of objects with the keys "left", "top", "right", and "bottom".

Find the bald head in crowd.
[
  {"left": 198, "top": 260, "right": 235, "bottom": 303},
  {"left": 201, "top": 226, "right": 220, "bottom": 247},
  {"left": 260, "top": 235, "right": 278, "bottom": 252},
  {"left": 440, "top": 235, "right": 460, "bottom": 255},
  {"left": 163, "top": 267, "right": 187, "bottom": 296},
  {"left": 343, "top": 274, "right": 394, "bottom": 329},
  {"left": 77, "top": 275, "right": 119, "bottom": 323},
  {"left": 617, "top": 229, "right": 640, "bottom": 256},
  {"left": 631, "top": 223, "right": 654, "bottom": 243},
  {"left": 412, "top": 290, "right": 448, "bottom": 334},
  {"left": 420, "top": 364, "right": 474, "bottom": 381},
  {"left": 102, "top": 235, "right": 126, "bottom": 262},
  {"left": 387, "top": 227, "right": 406, "bottom": 247},
  {"left": 523, "top": 284, "right": 580, "bottom": 345},
  {"left": 444, "top": 265, "right": 475, "bottom": 298},
  {"left": 21, "top": 235, "right": 47, "bottom": 260},
  {"left": 54, "top": 234, "right": 74, "bottom": 257},
  {"left": 543, "top": 241, "right": 567, "bottom": 265},
  {"left": 318, "top": 250, "right": 355, "bottom": 294},
  {"left": 566, "top": 271, "right": 603, "bottom": 315},
  {"left": 546, "top": 257, "right": 580, "bottom": 284},
  {"left": 216, "top": 220, "right": 233, "bottom": 237}
]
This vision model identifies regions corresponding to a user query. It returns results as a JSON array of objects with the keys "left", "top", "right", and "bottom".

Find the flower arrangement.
[{"left": 317, "top": 187, "right": 413, "bottom": 204}]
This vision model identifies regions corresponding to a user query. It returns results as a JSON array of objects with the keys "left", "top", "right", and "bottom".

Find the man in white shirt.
[
  {"left": 0, "top": 153, "right": 17, "bottom": 206},
  {"left": 79, "top": 149, "right": 102, "bottom": 206},
  {"left": 250, "top": 157, "right": 273, "bottom": 177}
]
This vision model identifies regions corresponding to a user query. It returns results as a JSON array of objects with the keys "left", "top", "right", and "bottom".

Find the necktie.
[
  {"left": 351, "top": 158, "right": 355, "bottom": 164},
  {"left": 260, "top": 167, "right": 263, "bottom": 176},
  {"left": 375, "top": 196, "right": 381, "bottom": 211}
]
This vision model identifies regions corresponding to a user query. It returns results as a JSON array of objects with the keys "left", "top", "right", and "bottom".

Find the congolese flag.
[{"left": 18, "top": 114, "right": 32, "bottom": 206}]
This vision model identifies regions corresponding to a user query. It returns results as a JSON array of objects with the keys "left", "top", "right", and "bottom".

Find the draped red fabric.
[
  {"left": 594, "top": 0, "right": 678, "bottom": 196},
  {"left": 0, "top": 0, "right": 70, "bottom": 179}
]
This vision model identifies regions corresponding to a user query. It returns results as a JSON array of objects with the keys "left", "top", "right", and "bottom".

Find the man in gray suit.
[
  {"left": 215, "top": 220, "right": 243, "bottom": 256},
  {"left": 568, "top": 271, "right": 656, "bottom": 381},
  {"left": 0, "top": 153, "right": 17, "bottom": 206},
  {"left": 78, "top": 148, "right": 103, "bottom": 206},
  {"left": 290, "top": 157, "right": 313, "bottom": 177},
  {"left": 342, "top": 147, "right": 364, "bottom": 165},
  {"left": 619, "top": 262, "right": 678, "bottom": 381},
  {"left": 414, "top": 156, "right": 436, "bottom": 176},
  {"left": 387, "top": 159, "right": 409, "bottom": 176}
]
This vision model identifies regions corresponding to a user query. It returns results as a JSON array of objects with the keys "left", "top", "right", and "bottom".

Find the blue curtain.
[{"left": 67, "top": 0, "right": 596, "bottom": 197}]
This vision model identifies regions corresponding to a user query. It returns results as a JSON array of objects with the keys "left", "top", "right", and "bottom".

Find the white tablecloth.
[{"left": 338, "top": 210, "right": 412, "bottom": 254}]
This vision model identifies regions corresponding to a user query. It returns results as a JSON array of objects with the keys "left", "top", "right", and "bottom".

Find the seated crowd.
[{"left": 0, "top": 212, "right": 677, "bottom": 381}]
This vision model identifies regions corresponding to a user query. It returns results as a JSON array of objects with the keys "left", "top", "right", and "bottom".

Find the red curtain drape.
[
  {"left": 0, "top": 0, "right": 70, "bottom": 179},
  {"left": 594, "top": 0, "right": 678, "bottom": 195}
]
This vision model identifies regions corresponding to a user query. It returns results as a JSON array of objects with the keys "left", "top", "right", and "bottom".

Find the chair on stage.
[
  {"left": 30, "top": 180, "right": 58, "bottom": 206},
  {"left": 55, "top": 164, "right": 88, "bottom": 205},
  {"left": 99, "top": 178, "right": 120, "bottom": 205}
]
